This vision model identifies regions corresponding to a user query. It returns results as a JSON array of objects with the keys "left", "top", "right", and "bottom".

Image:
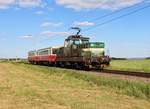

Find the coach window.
[
  {"left": 48, "top": 49, "right": 51, "bottom": 55},
  {"left": 30, "top": 52, "right": 36, "bottom": 56},
  {"left": 39, "top": 50, "right": 48, "bottom": 55}
]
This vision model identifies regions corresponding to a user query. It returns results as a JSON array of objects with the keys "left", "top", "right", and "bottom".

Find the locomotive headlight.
[
  {"left": 90, "top": 48, "right": 104, "bottom": 57},
  {"left": 73, "top": 45, "right": 77, "bottom": 49},
  {"left": 81, "top": 48, "right": 91, "bottom": 57}
]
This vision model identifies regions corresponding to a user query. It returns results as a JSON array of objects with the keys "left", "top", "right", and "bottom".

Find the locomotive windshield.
[{"left": 71, "top": 39, "right": 89, "bottom": 45}]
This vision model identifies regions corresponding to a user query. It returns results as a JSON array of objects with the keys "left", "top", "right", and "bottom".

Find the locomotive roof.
[{"left": 66, "top": 35, "right": 89, "bottom": 41}]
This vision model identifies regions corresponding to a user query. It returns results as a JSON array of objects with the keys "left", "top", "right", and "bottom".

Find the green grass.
[
  {"left": 0, "top": 62, "right": 150, "bottom": 109},
  {"left": 107, "top": 59, "right": 150, "bottom": 73},
  {"left": 18, "top": 62, "right": 150, "bottom": 100}
]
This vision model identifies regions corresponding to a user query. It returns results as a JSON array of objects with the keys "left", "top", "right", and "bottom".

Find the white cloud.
[
  {"left": 35, "top": 10, "right": 44, "bottom": 15},
  {"left": 41, "top": 22, "right": 63, "bottom": 27},
  {"left": 55, "top": 0, "right": 144, "bottom": 10},
  {"left": 41, "top": 31, "right": 70, "bottom": 36},
  {"left": 22, "top": 35, "right": 33, "bottom": 38},
  {"left": 14, "top": 7, "right": 21, "bottom": 10},
  {"left": 0, "top": 0, "right": 15, "bottom": 9},
  {"left": 73, "top": 21, "right": 95, "bottom": 27},
  {"left": 0, "top": 0, "right": 145, "bottom": 10},
  {"left": 0, "top": 0, "right": 43, "bottom": 9},
  {"left": 1, "top": 38, "right": 6, "bottom": 41},
  {"left": 18, "top": 0, "right": 42, "bottom": 8}
]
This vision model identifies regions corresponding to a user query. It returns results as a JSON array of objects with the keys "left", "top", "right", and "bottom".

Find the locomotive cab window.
[
  {"left": 73, "top": 39, "right": 87, "bottom": 45},
  {"left": 74, "top": 40, "right": 80, "bottom": 45}
]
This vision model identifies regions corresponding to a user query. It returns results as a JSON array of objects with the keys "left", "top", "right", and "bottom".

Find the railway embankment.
[{"left": 0, "top": 62, "right": 150, "bottom": 109}]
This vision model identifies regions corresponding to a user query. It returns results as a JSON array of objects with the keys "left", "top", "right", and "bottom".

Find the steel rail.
[{"left": 102, "top": 69, "right": 150, "bottom": 78}]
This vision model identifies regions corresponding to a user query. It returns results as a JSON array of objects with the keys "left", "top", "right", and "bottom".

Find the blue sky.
[{"left": 0, "top": 0, "right": 149, "bottom": 58}]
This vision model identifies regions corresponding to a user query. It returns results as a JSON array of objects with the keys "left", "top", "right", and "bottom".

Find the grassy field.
[
  {"left": 107, "top": 59, "right": 150, "bottom": 73},
  {"left": 0, "top": 62, "right": 150, "bottom": 109}
]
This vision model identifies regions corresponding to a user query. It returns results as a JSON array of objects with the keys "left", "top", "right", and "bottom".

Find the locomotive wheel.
[
  {"left": 84, "top": 66, "right": 90, "bottom": 71},
  {"left": 73, "top": 62, "right": 80, "bottom": 70},
  {"left": 60, "top": 62, "right": 65, "bottom": 68},
  {"left": 99, "top": 64, "right": 104, "bottom": 71},
  {"left": 81, "top": 63, "right": 90, "bottom": 71},
  {"left": 55, "top": 62, "right": 61, "bottom": 67}
]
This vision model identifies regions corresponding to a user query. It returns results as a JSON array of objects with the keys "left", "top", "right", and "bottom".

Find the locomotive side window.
[
  {"left": 51, "top": 46, "right": 63, "bottom": 55},
  {"left": 52, "top": 49, "right": 58, "bottom": 54},
  {"left": 82, "top": 40, "right": 89, "bottom": 44},
  {"left": 69, "top": 40, "right": 73, "bottom": 46}
]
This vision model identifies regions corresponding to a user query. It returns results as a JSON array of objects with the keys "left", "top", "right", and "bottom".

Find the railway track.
[
  {"left": 22, "top": 62, "right": 150, "bottom": 78},
  {"left": 102, "top": 69, "right": 150, "bottom": 78}
]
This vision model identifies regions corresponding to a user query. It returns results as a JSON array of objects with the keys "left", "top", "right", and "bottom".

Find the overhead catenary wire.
[
  {"left": 71, "top": 0, "right": 150, "bottom": 25},
  {"left": 39, "top": 3, "right": 150, "bottom": 43},
  {"left": 88, "top": 0, "right": 149, "bottom": 22},
  {"left": 43, "top": 0, "right": 149, "bottom": 27},
  {"left": 39, "top": 0, "right": 150, "bottom": 43},
  {"left": 84, "top": 3, "right": 150, "bottom": 32}
]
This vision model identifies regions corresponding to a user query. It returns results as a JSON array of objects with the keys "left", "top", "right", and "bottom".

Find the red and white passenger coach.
[{"left": 28, "top": 46, "right": 61, "bottom": 64}]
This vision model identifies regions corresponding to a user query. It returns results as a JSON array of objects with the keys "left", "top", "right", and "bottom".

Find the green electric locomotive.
[{"left": 55, "top": 27, "right": 110, "bottom": 70}]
